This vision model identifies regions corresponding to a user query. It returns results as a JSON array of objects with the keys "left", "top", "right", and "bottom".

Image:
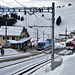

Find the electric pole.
[
  {"left": 51, "top": 2, "right": 55, "bottom": 60},
  {"left": 5, "top": 21, "right": 7, "bottom": 49},
  {"left": 37, "top": 29, "right": 38, "bottom": 43},
  {"left": 65, "top": 28, "right": 67, "bottom": 43},
  {"left": 43, "top": 31, "right": 44, "bottom": 41}
]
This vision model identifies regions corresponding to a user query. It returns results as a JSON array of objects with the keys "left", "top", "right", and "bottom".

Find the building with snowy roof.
[{"left": 0, "top": 26, "right": 31, "bottom": 49}]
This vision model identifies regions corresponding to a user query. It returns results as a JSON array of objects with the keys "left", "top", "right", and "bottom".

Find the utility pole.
[
  {"left": 28, "top": 3, "right": 55, "bottom": 60},
  {"left": 43, "top": 31, "right": 44, "bottom": 41},
  {"left": 65, "top": 28, "right": 67, "bottom": 43},
  {"left": 5, "top": 21, "right": 7, "bottom": 49},
  {"left": 51, "top": 3, "right": 62, "bottom": 71},
  {"left": 37, "top": 29, "right": 38, "bottom": 43},
  {"left": 51, "top": 2, "right": 55, "bottom": 60}
]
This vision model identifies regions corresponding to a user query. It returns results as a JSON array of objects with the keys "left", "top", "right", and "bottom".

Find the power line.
[
  {"left": 36, "top": 13, "right": 48, "bottom": 20},
  {"left": 14, "top": 0, "right": 25, "bottom": 7},
  {"left": 1, "top": 0, "right": 14, "bottom": 7},
  {"left": 34, "top": 13, "right": 47, "bottom": 26}
]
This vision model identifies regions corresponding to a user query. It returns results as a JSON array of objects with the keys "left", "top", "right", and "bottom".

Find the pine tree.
[
  {"left": 17, "top": 15, "right": 20, "bottom": 20},
  {"left": 21, "top": 16, "right": 24, "bottom": 21},
  {"left": 56, "top": 16, "right": 61, "bottom": 26}
]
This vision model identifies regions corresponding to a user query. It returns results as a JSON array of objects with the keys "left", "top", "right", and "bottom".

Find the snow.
[
  {"left": 32, "top": 5, "right": 75, "bottom": 75},
  {"left": 0, "top": 2, "right": 75, "bottom": 75},
  {"left": 54, "top": 57, "right": 62, "bottom": 62},
  {"left": 0, "top": 26, "right": 23, "bottom": 36},
  {"left": 0, "top": 42, "right": 67, "bottom": 75},
  {"left": 13, "top": 5, "right": 75, "bottom": 41},
  {"left": 0, "top": 52, "right": 51, "bottom": 75},
  {"left": 66, "top": 38, "right": 74, "bottom": 42},
  {"left": 45, "top": 54, "right": 75, "bottom": 75},
  {"left": 8, "top": 37, "right": 31, "bottom": 44},
  {"left": 59, "top": 50, "right": 68, "bottom": 54},
  {"left": 54, "top": 42, "right": 66, "bottom": 49},
  {"left": 1, "top": 48, "right": 20, "bottom": 55},
  {"left": 0, "top": 48, "right": 31, "bottom": 60},
  {"left": 0, "top": 43, "right": 74, "bottom": 75},
  {"left": 18, "top": 37, "right": 31, "bottom": 43}
]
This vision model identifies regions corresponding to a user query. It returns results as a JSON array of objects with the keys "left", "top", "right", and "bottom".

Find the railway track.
[
  {"left": 58, "top": 50, "right": 72, "bottom": 55},
  {"left": 0, "top": 49, "right": 51, "bottom": 62},
  {"left": 0, "top": 48, "right": 70, "bottom": 69},
  {"left": 0, "top": 54, "right": 47, "bottom": 69},
  {"left": 0, "top": 53, "right": 53, "bottom": 75},
  {"left": 0, "top": 48, "right": 72, "bottom": 75},
  {"left": 12, "top": 59, "right": 51, "bottom": 75},
  {"left": 12, "top": 54, "right": 60, "bottom": 75}
]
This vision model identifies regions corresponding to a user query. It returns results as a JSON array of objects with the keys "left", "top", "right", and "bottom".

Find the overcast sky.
[{"left": 0, "top": 0, "right": 74, "bottom": 7}]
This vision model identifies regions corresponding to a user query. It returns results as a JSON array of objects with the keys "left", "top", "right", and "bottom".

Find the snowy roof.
[
  {"left": 7, "top": 40, "right": 18, "bottom": 44},
  {"left": 66, "top": 38, "right": 75, "bottom": 42},
  {"left": 0, "top": 26, "right": 23, "bottom": 36},
  {"left": 7, "top": 37, "right": 31, "bottom": 44},
  {"left": 18, "top": 37, "right": 31, "bottom": 43}
]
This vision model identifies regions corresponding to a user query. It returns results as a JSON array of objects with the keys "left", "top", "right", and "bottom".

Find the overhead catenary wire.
[
  {"left": 34, "top": 13, "right": 47, "bottom": 26},
  {"left": 1, "top": 0, "right": 14, "bottom": 7},
  {"left": 29, "top": 13, "right": 52, "bottom": 40},
  {"left": 36, "top": 13, "right": 47, "bottom": 20},
  {"left": 14, "top": 0, "right": 25, "bottom": 7},
  {"left": 36, "top": 13, "right": 52, "bottom": 20}
]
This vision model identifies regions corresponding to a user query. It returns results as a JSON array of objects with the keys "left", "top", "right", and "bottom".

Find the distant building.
[
  {"left": 0, "top": 26, "right": 31, "bottom": 49},
  {"left": 70, "top": 30, "right": 75, "bottom": 38}
]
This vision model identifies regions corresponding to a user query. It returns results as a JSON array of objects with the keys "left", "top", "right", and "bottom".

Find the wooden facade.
[{"left": 0, "top": 26, "right": 31, "bottom": 50}]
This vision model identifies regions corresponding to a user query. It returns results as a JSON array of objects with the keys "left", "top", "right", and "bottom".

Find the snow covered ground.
[
  {"left": 33, "top": 5, "right": 75, "bottom": 75},
  {"left": 0, "top": 2, "right": 75, "bottom": 75},
  {"left": 44, "top": 53, "right": 75, "bottom": 75},
  {"left": 0, "top": 41, "right": 70, "bottom": 75},
  {"left": 0, "top": 41, "right": 65, "bottom": 75}
]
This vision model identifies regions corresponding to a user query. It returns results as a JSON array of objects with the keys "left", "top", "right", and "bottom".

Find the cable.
[
  {"left": 36, "top": 13, "right": 47, "bottom": 20},
  {"left": 14, "top": 0, "right": 25, "bottom": 7},
  {"left": 36, "top": 13, "right": 51, "bottom": 20},
  {"left": 1, "top": 0, "right": 14, "bottom": 7},
  {"left": 34, "top": 13, "right": 47, "bottom": 26},
  {"left": 34, "top": 13, "right": 52, "bottom": 27},
  {"left": 32, "top": 13, "right": 52, "bottom": 39}
]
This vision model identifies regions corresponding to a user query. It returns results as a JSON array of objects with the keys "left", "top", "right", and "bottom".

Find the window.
[
  {"left": 3, "top": 37, "right": 5, "bottom": 40},
  {"left": 7, "top": 37, "right": 9, "bottom": 40},
  {"left": 3, "top": 37, "right": 9, "bottom": 40},
  {"left": 66, "top": 43, "right": 74, "bottom": 46},
  {"left": 12, "top": 37, "right": 15, "bottom": 40}
]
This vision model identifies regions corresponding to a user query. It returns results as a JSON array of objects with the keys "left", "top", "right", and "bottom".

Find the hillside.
[
  {"left": 55, "top": 5, "right": 75, "bottom": 37},
  {"left": 0, "top": 5, "right": 75, "bottom": 42},
  {"left": 14, "top": 5, "right": 75, "bottom": 41}
]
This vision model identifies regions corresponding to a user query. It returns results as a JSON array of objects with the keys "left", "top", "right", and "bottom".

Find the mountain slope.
[
  {"left": 55, "top": 5, "right": 75, "bottom": 37},
  {"left": 14, "top": 5, "right": 75, "bottom": 40}
]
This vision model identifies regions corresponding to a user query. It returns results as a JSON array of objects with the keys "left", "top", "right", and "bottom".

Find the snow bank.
[
  {"left": 3, "top": 48, "right": 20, "bottom": 55},
  {"left": 54, "top": 42, "right": 66, "bottom": 49},
  {"left": 45, "top": 53, "right": 75, "bottom": 75}
]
